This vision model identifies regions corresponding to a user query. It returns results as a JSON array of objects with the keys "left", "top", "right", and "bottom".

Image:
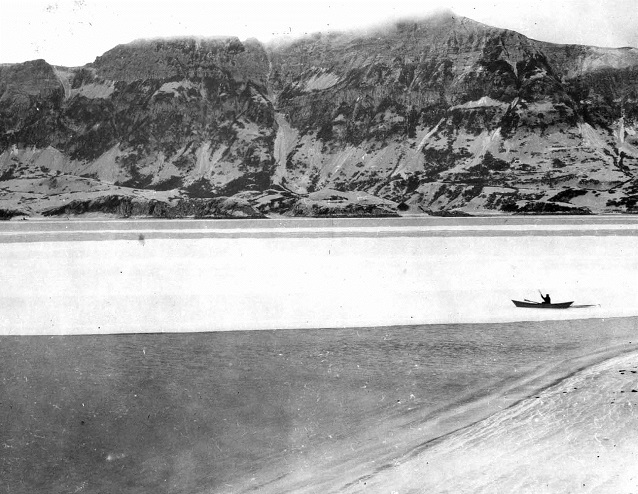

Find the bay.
[{"left": 2, "top": 216, "right": 638, "bottom": 493}]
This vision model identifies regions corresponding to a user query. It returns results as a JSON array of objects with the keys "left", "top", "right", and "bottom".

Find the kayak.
[{"left": 512, "top": 300, "right": 574, "bottom": 309}]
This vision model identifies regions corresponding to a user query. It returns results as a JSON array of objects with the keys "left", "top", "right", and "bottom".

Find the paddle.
[{"left": 538, "top": 289, "right": 551, "bottom": 304}]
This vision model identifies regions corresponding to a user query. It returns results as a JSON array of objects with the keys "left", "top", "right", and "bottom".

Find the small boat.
[{"left": 512, "top": 300, "right": 574, "bottom": 309}]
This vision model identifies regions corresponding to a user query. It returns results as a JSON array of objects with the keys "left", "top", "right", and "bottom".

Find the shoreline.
[
  {"left": 0, "top": 313, "right": 633, "bottom": 336},
  {"left": 342, "top": 347, "right": 638, "bottom": 494},
  {"left": 224, "top": 321, "right": 638, "bottom": 494},
  {"left": 1, "top": 215, "right": 638, "bottom": 244},
  {"left": 6, "top": 210, "right": 638, "bottom": 222}
]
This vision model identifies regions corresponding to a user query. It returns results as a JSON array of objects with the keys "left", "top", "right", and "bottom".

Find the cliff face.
[
  {"left": 269, "top": 14, "right": 638, "bottom": 214},
  {"left": 0, "top": 37, "right": 276, "bottom": 203},
  {"left": 1, "top": 12, "right": 638, "bottom": 217}
]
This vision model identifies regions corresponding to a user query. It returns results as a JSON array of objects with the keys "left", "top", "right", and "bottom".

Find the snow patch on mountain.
[{"left": 71, "top": 82, "right": 116, "bottom": 99}]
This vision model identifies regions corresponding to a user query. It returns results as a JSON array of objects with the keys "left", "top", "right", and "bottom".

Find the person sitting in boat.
[{"left": 541, "top": 293, "right": 551, "bottom": 304}]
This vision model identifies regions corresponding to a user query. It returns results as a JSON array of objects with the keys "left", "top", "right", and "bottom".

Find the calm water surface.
[{"left": 2, "top": 317, "right": 638, "bottom": 493}]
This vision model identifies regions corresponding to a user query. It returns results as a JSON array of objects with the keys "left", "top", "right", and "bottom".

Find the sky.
[{"left": 1, "top": 0, "right": 637, "bottom": 66}]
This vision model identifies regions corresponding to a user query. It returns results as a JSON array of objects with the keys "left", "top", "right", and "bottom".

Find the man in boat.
[{"left": 541, "top": 293, "right": 551, "bottom": 304}]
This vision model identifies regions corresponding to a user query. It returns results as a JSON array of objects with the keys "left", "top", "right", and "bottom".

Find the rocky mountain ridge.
[{"left": 1, "top": 12, "right": 637, "bottom": 217}]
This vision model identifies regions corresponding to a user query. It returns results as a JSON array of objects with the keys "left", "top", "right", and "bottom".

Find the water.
[
  {"left": 2, "top": 216, "right": 638, "bottom": 334},
  {"left": 3, "top": 317, "right": 638, "bottom": 494},
  {"left": 2, "top": 216, "right": 638, "bottom": 492}
]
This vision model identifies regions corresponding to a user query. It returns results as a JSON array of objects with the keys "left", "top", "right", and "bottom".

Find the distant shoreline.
[{"left": 1, "top": 215, "right": 638, "bottom": 243}]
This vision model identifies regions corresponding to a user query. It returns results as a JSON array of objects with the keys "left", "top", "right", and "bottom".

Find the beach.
[
  {"left": 341, "top": 349, "right": 638, "bottom": 494},
  {"left": 1, "top": 216, "right": 638, "bottom": 493}
]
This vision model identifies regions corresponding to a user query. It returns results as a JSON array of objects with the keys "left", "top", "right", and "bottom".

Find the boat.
[{"left": 512, "top": 300, "right": 574, "bottom": 309}]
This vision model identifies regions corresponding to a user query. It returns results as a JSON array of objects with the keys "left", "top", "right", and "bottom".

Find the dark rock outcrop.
[
  {"left": 0, "top": 208, "right": 27, "bottom": 220},
  {"left": 286, "top": 199, "right": 398, "bottom": 218},
  {"left": 41, "top": 195, "right": 265, "bottom": 218}
]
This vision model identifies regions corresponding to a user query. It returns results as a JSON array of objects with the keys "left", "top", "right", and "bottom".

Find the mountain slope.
[
  {"left": 1, "top": 12, "right": 637, "bottom": 217},
  {"left": 268, "top": 13, "right": 638, "bottom": 214}
]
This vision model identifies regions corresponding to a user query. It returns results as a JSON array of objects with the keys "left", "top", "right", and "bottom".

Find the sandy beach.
[{"left": 341, "top": 349, "right": 638, "bottom": 494}]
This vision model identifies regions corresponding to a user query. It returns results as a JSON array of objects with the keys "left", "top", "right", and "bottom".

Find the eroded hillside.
[{"left": 1, "top": 12, "right": 637, "bottom": 217}]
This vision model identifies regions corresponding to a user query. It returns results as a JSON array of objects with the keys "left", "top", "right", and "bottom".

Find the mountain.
[{"left": 1, "top": 12, "right": 637, "bottom": 218}]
